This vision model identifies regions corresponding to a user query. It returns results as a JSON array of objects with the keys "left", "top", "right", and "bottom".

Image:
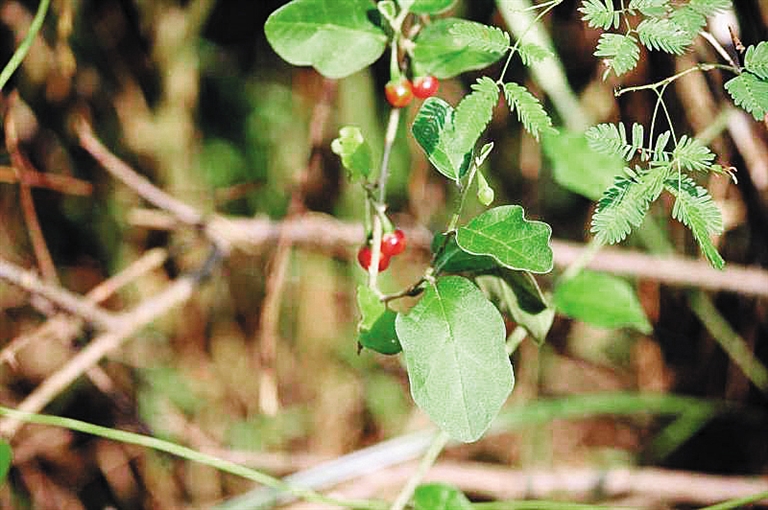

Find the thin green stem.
[
  {"left": 474, "top": 502, "right": 639, "bottom": 510},
  {"left": 559, "top": 237, "right": 603, "bottom": 281},
  {"left": 615, "top": 63, "right": 733, "bottom": 97},
  {"left": 0, "top": 406, "right": 386, "bottom": 510},
  {"left": 389, "top": 430, "right": 451, "bottom": 510},
  {"left": 699, "top": 491, "right": 768, "bottom": 510},
  {"left": 497, "top": 0, "right": 562, "bottom": 83},
  {"left": 0, "top": 0, "right": 52, "bottom": 90}
]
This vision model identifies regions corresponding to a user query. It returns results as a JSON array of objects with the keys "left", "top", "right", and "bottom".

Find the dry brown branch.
[
  {"left": 256, "top": 78, "right": 337, "bottom": 416},
  {"left": 131, "top": 210, "right": 768, "bottom": 298},
  {"left": 5, "top": 94, "right": 59, "bottom": 284},
  {"left": 0, "top": 271, "right": 199, "bottom": 438},
  {"left": 0, "top": 165, "right": 92, "bottom": 195},
  {"left": 0, "top": 248, "right": 167, "bottom": 365},
  {"left": 319, "top": 461, "right": 768, "bottom": 509},
  {"left": 0, "top": 257, "right": 122, "bottom": 330}
]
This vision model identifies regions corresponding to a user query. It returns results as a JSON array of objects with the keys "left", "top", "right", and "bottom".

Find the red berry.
[
  {"left": 385, "top": 78, "right": 413, "bottom": 108},
  {"left": 381, "top": 229, "right": 406, "bottom": 257},
  {"left": 412, "top": 76, "right": 439, "bottom": 99},
  {"left": 357, "top": 245, "right": 390, "bottom": 271}
]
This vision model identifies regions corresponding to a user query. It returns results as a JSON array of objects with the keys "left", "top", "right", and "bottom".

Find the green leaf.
[
  {"left": 360, "top": 309, "right": 402, "bottom": 355},
  {"left": 745, "top": 41, "right": 768, "bottom": 80},
  {"left": 724, "top": 72, "right": 768, "bottom": 121},
  {"left": 331, "top": 126, "right": 372, "bottom": 181},
  {"left": 456, "top": 205, "right": 554, "bottom": 274},
  {"left": 413, "top": 483, "right": 473, "bottom": 510},
  {"left": 586, "top": 122, "right": 642, "bottom": 161},
  {"left": 477, "top": 272, "right": 554, "bottom": 345},
  {"left": 543, "top": 130, "right": 624, "bottom": 201},
  {"left": 666, "top": 175, "right": 725, "bottom": 269},
  {"left": 669, "top": 6, "right": 706, "bottom": 39},
  {"left": 264, "top": 0, "right": 387, "bottom": 79},
  {"left": 357, "top": 284, "right": 385, "bottom": 331},
  {"left": 448, "top": 21, "right": 510, "bottom": 54},
  {"left": 591, "top": 165, "right": 668, "bottom": 244},
  {"left": 502, "top": 82, "right": 557, "bottom": 141},
  {"left": 432, "top": 233, "right": 499, "bottom": 274},
  {"left": 395, "top": 276, "right": 514, "bottom": 442},
  {"left": 595, "top": 33, "right": 640, "bottom": 78},
  {"left": 672, "top": 135, "right": 716, "bottom": 173},
  {"left": 411, "top": 78, "right": 499, "bottom": 181},
  {"left": 412, "top": 19, "right": 507, "bottom": 79},
  {"left": 517, "top": 43, "right": 554, "bottom": 66},
  {"left": 410, "top": 0, "right": 456, "bottom": 14},
  {"left": 0, "top": 440, "right": 11, "bottom": 485},
  {"left": 554, "top": 271, "right": 652, "bottom": 333},
  {"left": 579, "top": 0, "right": 619, "bottom": 30},
  {"left": 687, "top": 0, "right": 731, "bottom": 17},
  {"left": 628, "top": 0, "right": 670, "bottom": 17},
  {"left": 637, "top": 18, "right": 691, "bottom": 55}
]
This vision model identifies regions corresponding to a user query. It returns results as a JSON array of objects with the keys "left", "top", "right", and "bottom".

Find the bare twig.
[
  {"left": 130, "top": 211, "right": 768, "bottom": 298},
  {"left": 0, "top": 248, "right": 168, "bottom": 365},
  {"left": 0, "top": 257, "right": 121, "bottom": 330},
  {"left": 256, "top": 78, "right": 337, "bottom": 415},
  {"left": 0, "top": 271, "right": 199, "bottom": 438},
  {"left": 75, "top": 118, "right": 203, "bottom": 227},
  {"left": 331, "top": 462, "right": 768, "bottom": 508},
  {"left": 5, "top": 94, "right": 59, "bottom": 284},
  {"left": 0, "top": 165, "right": 92, "bottom": 195}
]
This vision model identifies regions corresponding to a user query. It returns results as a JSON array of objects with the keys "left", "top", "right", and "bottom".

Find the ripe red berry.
[
  {"left": 381, "top": 229, "right": 406, "bottom": 257},
  {"left": 412, "top": 76, "right": 439, "bottom": 99},
  {"left": 384, "top": 78, "right": 413, "bottom": 108},
  {"left": 357, "top": 245, "right": 390, "bottom": 271}
]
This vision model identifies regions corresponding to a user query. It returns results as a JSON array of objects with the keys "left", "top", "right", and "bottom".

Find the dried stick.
[
  {"left": 131, "top": 211, "right": 768, "bottom": 298},
  {"left": 0, "top": 257, "right": 121, "bottom": 330},
  {"left": 4, "top": 94, "right": 58, "bottom": 284},
  {"left": 0, "top": 271, "right": 199, "bottom": 438},
  {"left": 0, "top": 165, "right": 92, "bottom": 196},
  {"left": 256, "top": 78, "right": 337, "bottom": 415},
  {"left": 0, "top": 248, "right": 167, "bottom": 365}
]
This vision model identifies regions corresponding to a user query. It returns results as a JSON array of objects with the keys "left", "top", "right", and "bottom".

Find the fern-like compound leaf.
[
  {"left": 591, "top": 164, "right": 668, "bottom": 244},
  {"left": 652, "top": 131, "right": 672, "bottom": 162},
  {"left": 586, "top": 123, "right": 644, "bottom": 161},
  {"left": 637, "top": 18, "right": 691, "bottom": 55},
  {"left": 517, "top": 43, "right": 553, "bottom": 66},
  {"left": 453, "top": 77, "right": 500, "bottom": 158},
  {"left": 595, "top": 33, "right": 640, "bottom": 78},
  {"left": 449, "top": 21, "right": 510, "bottom": 54},
  {"left": 666, "top": 175, "right": 725, "bottom": 269},
  {"left": 579, "top": 0, "right": 619, "bottom": 30},
  {"left": 687, "top": 0, "right": 731, "bottom": 17},
  {"left": 672, "top": 135, "right": 716, "bottom": 172},
  {"left": 745, "top": 41, "right": 768, "bottom": 80},
  {"left": 502, "top": 82, "right": 557, "bottom": 141},
  {"left": 628, "top": 0, "right": 670, "bottom": 17},
  {"left": 725, "top": 72, "right": 768, "bottom": 121},
  {"left": 670, "top": 6, "right": 707, "bottom": 39}
]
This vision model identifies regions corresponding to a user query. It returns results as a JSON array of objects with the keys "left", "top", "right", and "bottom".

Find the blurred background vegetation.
[{"left": 0, "top": 0, "right": 767, "bottom": 508}]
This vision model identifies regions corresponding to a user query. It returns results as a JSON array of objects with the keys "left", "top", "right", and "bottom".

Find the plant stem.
[
  {"left": 615, "top": 64, "right": 734, "bottom": 97},
  {"left": 558, "top": 237, "right": 603, "bottom": 281},
  {"left": 0, "top": 406, "right": 387, "bottom": 510},
  {"left": 699, "top": 491, "right": 768, "bottom": 510},
  {"left": 0, "top": 0, "right": 51, "bottom": 90},
  {"left": 389, "top": 430, "right": 451, "bottom": 510}
]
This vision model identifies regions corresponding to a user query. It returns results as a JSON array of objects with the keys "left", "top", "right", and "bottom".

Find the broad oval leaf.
[
  {"left": 412, "top": 97, "right": 463, "bottom": 181},
  {"left": 432, "top": 233, "right": 498, "bottom": 274},
  {"left": 554, "top": 270, "right": 652, "bottom": 333},
  {"left": 0, "top": 440, "right": 11, "bottom": 485},
  {"left": 456, "top": 205, "right": 554, "bottom": 274},
  {"left": 412, "top": 19, "right": 507, "bottom": 79},
  {"left": 265, "top": 0, "right": 387, "bottom": 79},
  {"left": 410, "top": 0, "right": 456, "bottom": 14},
  {"left": 413, "top": 483, "right": 473, "bottom": 510},
  {"left": 395, "top": 276, "right": 513, "bottom": 442}
]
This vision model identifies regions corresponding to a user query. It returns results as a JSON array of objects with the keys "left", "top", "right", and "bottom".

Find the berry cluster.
[
  {"left": 384, "top": 75, "right": 439, "bottom": 108},
  {"left": 357, "top": 229, "right": 406, "bottom": 272}
]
